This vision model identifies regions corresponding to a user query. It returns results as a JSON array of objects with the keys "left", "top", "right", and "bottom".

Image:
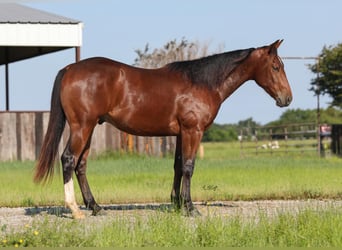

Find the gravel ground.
[{"left": 1, "top": 200, "right": 342, "bottom": 236}]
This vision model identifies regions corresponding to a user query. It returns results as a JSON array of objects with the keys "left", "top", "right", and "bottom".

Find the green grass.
[
  {"left": 2, "top": 207, "right": 342, "bottom": 247},
  {"left": 2, "top": 142, "right": 342, "bottom": 247},
  {"left": 0, "top": 142, "right": 342, "bottom": 207}
]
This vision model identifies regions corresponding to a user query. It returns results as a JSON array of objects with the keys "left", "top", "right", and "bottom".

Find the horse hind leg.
[
  {"left": 61, "top": 124, "right": 96, "bottom": 219},
  {"left": 75, "top": 145, "right": 103, "bottom": 216},
  {"left": 61, "top": 142, "right": 85, "bottom": 219}
]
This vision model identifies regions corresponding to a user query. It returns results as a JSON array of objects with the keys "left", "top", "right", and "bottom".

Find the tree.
[
  {"left": 266, "top": 107, "right": 342, "bottom": 126},
  {"left": 320, "top": 107, "right": 342, "bottom": 124},
  {"left": 134, "top": 38, "right": 223, "bottom": 68},
  {"left": 237, "top": 117, "right": 260, "bottom": 128},
  {"left": 309, "top": 43, "right": 342, "bottom": 109},
  {"left": 272, "top": 109, "right": 316, "bottom": 125},
  {"left": 202, "top": 123, "right": 238, "bottom": 142}
]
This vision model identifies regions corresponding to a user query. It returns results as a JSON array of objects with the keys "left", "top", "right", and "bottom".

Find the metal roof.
[
  {"left": 0, "top": 3, "right": 83, "bottom": 110},
  {"left": 0, "top": 3, "right": 80, "bottom": 24},
  {"left": 0, "top": 3, "right": 83, "bottom": 65}
]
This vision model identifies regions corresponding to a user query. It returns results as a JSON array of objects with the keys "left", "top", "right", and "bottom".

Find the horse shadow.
[
  {"left": 24, "top": 203, "right": 175, "bottom": 218},
  {"left": 25, "top": 206, "right": 72, "bottom": 218},
  {"left": 24, "top": 202, "right": 236, "bottom": 218}
]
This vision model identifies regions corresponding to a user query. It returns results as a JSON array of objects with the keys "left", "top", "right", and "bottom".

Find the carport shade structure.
[{"left": 0, "top": 3, "right": 83, "bottom": 110}]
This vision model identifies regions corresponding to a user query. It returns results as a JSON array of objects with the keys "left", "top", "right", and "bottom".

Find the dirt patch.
[{"left": 1, "top": 200, "right": 342, "bottom": 236}]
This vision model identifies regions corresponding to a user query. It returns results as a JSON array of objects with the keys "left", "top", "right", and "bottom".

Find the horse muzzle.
[{"left": 276, "top": 95, "right": 292, "bottom": 107}]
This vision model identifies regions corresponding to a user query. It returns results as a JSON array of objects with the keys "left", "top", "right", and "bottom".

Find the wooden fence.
[
  {"left": 0, "top": 111, "right": 176, "bottom": 161},
  {"left": 238, "top": 123, "right": 330, "bottom": 157},
  {"left": 2, "top": 112, "right": 336, "bottom": 161}
]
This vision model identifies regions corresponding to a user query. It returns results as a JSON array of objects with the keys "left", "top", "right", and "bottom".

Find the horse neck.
[{"left": 217, "top": 61, "right": 255, "bottom": 102}]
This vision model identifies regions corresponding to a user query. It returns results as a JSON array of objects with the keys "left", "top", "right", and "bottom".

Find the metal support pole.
[
  {"left": 4, "top": 47, "right": 9, "bottom": 111},
  {"left": 75, "top": 46, "right": 81, "bottom": 62},
  {"left": 5, "top": 63, "right": 9, "bottom": 111}
]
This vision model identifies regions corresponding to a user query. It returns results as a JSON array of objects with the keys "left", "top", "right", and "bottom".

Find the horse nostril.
[{"left": 276, "top": 96, "right": 292, "bottom": 107}]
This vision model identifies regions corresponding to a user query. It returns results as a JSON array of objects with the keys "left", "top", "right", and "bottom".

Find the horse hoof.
[
  {"left": 182, "top": 207, "right": 201, "bottom": 217},
  {"left": 91, "top": 204, "right": 104, "bottom": 216},
  {"left": 190, "top": 208, "right": 201, "bottom": 217},
  {"left": 72, "top": 211, "right": 85, "bottom": 219},
  {"left": 92, "top": 208, "right": 106, "bottom": 216}
]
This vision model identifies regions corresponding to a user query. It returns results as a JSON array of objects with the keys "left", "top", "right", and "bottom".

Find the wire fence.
[{"left": 238, "top": 123, "right": 331, "bottom": 157}]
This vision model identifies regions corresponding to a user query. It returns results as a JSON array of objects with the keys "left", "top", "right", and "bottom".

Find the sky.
[{"left": 0, "top": 0, "right": 341, "bottom": 124}]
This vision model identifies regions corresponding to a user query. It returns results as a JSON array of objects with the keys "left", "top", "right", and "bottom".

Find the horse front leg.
[
  {"left": 180, "top": 129, "right": 203, "bottom": 216},
  {"left": 171, "top": 135, "right": 182, "bottom": 209}
]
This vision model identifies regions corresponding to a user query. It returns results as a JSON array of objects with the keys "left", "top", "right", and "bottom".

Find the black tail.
[{"left": 34, "top": 68, "right": 67, "bottom": 183}]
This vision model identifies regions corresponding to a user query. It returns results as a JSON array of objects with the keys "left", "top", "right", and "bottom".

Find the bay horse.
[{"left": 34, "top": 40, "right": 292, "bottom": 219}]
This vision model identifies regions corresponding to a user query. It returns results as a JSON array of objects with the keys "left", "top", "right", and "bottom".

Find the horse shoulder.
[{"left": 176, "top": 88, "right": 221, "bottom": 131}]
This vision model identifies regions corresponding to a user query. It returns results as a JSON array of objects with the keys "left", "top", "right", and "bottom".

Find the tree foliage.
[
  {"left": 320, "top": 107, "right": 342, "bottom": 124},
  {"left": 267, "top": 109, "right": 316, "bottom": 126},
  {"left": 237, "top": 117, "right": 260, "bottom": 128},
  {"left": 309, "top": 43, "right": 342, "bottom": 109},
  {"left": 267, "top": 107, "right": 342, "bottom": 126},
  {"left": 202, "top": 118, "right": 261, "bottom": 142},
  {"left": 203, "top": 107, "right": 342, "bottom": 142},
  {"left": 202, "top": 123, "right": 238, "bottom": 142},
  {"left": 133, "top": 38, "right": 222, "bottom": 68}
]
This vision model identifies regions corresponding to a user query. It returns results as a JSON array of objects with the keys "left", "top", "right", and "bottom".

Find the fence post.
[
  {"left": 35, "top": 112, "right": 44, "bottom": 160},
  {"left": 239, "top": 129, "right": 244, "bottom": 157},
  {"left": 284, "top": 127, "right": 288, "bottom": 154},
  {"left": 269, "top": 128, "right": 273, "bottom": 155},
  {"left": 255, "top": 130, "right": 258, "bottom": 155}
]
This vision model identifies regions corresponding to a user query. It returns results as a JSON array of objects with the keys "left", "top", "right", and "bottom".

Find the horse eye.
[{"left": 272, "top": 65, "right": 280, "bottom": 72}]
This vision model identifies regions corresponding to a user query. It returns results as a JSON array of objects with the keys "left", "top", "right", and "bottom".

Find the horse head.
[{"left": 253, "top": 39, "right": 292, "bottom": 107}]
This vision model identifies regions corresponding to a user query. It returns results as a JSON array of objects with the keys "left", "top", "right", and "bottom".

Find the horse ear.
[{"left": 269, "top": 39, "right": 283, "bottom": 54}]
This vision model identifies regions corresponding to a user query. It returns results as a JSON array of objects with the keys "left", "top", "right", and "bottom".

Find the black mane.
[{"left": 166, "top": 48, "right": 255, "bottom": 89}]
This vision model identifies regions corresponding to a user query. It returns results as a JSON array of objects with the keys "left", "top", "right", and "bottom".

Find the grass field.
[
  {"left": 1, "top": 142, "right": 342, "bottom": 247},
  {"left": 3, "top": 207, "right": 342, "bottom": 247},
  {"left": 0, "top": 142, "right": 342, "bottom": 207}
]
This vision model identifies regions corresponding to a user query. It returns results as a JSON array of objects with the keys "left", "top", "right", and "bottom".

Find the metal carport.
[{"left": 0, "top": 3, "right": 83, "bottom": 110}]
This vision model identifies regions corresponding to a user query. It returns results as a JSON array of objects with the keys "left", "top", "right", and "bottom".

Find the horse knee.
[{"left": 183, "top": 159, "right": 194, "bottom": 178}]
